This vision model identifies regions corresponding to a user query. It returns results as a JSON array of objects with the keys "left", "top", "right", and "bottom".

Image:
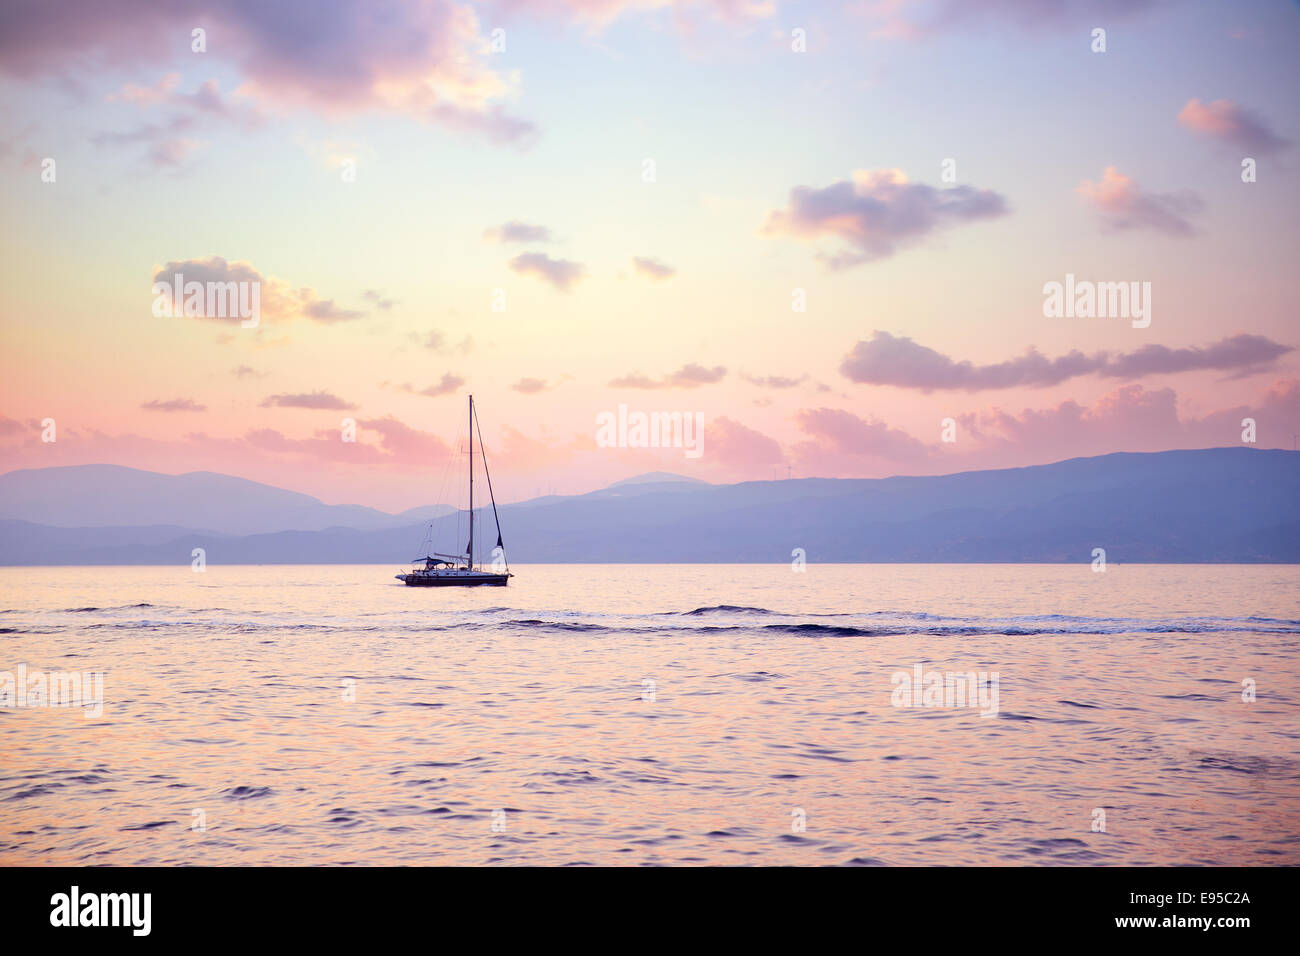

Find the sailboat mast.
[
  {"left": 467, "top": 394, "right": 474, "bottom": 569},
  {"left": 472, "top": 400, "right": 506, "bottom": 570}
]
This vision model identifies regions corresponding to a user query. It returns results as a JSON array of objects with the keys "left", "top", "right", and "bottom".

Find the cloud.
[
  {"left": 9, "top": 379, "right": 1298, "bottom": 493},
  {"left": 303, "top": 299, "right": 365, "bottom": 322},
  {"left": 795, "top": 407, "right": 931, "bottom": 458},
  {"left": 840, "top": 331, "right": 1291, "bottom": 391},
  {"left": 494, "top": 424, "right": 590, "bottom": 473},
  {"left": 951, "top": 379, "right": 1300, "bottom": 465},
  {"left": 1077, "top": 166, "right": 1202, "bottom": 237},
  {"left": 508, "top": 252, "right": 585, "bottom": 291},
  {"left": 504, "top": 0, "right": 777, "bottom": 32},
  {"left": 404, "top": 373, "right": 465, "bottom": 397},
  {"left": 424, "top": 103, "right": 537, "bottom": 147},
  {"left": 670, "top": 364, "right": 726, "bottom": 386},
  {"left": 147, "top": 137, "right": 204, "bottom": 167},
  {"left": 0, "top": 416, "right": 472, "bottom": 492},
  {"left": 91, "top": 114, "right": 204, "bottom": 169},
  {"left": 151, "top": 256, "right": 367, "bottom": 325},
  {"left": 109, "top": 73, "right": 262, "bottom": 123},
  {"left": 762, "top": 168, "right": 1008, "bottom": 267},
  {"left": 632, "top": 256, "right": 676, "bottom": 280},
  {"left": 242, "top": 427, "right": 378, "bottom": 464},
  {"left": 706, "top": 416, "right": 786, "bottom": 471},
  {"left": 93, "top": 74, "right": 261, "bottom": 168},
  {"left": 239, "top": 416, "right": 458, "bottom": 467},
  {"left": 610, "top": 363, "right": 727, "bottom": 388},
  {"left": 141, "top": 398, "right": 207, "bottom": 412},
  {"left": 853, "top": 0, "right": 1164, "bottom": 40},
  {"left": 787, "top": 377, "right": 1300, "bottom": 477},
  {"left": 511, "top": 377, "right": 549, "bottom": 394},
  {"left": 107, "top": 72, "right": 185, "bottom": 107},
  {"left": 260, "top": 391, "right": 357, "bottom": 410},
  {"left": 362, "top": 289, "right": 396, "bottom": 311},
  {"left": 421, "top": 330, "right": 474, "bottom": 354},
  {"left": 742, "top": 373, "right": 807, "bottom": 389},
  {"left": 607, "top": 372, "right": 661, "bottom": 389},
  {"left": 485, "top": 221, "right": 553, "bottom": 243},
  {"left": 791, "top": 407, "right": 935, "bottom": 475},
  {"left": 358, "top": 416, "right": 455, "bottom": 463},
  {"left": 1103, "top": 335, "right": 1292, "bottom": 381},
  {"left": 958, "top": 384, "right": 1181, "bottom": 461},
  {"left": 1177, "top": 98, "right": 1291, "bottom": 156},
  {"left": 0, "top": 0, "right": 533, "bottom": 144},
  {"left": 232, "top": 365, "right": 264, "bottom": 378}
]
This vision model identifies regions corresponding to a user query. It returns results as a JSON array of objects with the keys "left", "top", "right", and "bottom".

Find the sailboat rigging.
[{"left": 395, "top": 395, "right": 512, "bottom": 587}]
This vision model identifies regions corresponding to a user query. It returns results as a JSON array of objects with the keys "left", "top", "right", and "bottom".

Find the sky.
[{"left": 1, "top": 0, "right": 1298, "bottom": 510}]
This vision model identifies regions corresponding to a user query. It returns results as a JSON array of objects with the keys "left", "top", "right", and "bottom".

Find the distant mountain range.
[
  {"left": 0, "top": 464, "right": 452, "bottom": 535},
  {"left": 0, "top": 449, "right": 1296, "bottom": 565}
]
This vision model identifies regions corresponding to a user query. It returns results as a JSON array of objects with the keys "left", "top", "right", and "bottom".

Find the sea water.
[{"left": 1, "top": 563, "right": 1297, "bottom": 865}]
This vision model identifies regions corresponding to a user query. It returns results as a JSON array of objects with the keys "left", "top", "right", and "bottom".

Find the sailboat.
[{"left": 395, "top": 395, "right": 512, "bottom": 587}]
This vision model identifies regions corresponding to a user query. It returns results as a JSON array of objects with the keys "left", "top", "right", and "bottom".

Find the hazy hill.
[
  {"left": 0, "top": 464, "right": 451, "bottom": 535},
  {"left": 0, "top": 449, "right": 1295, "bottom": 565}
]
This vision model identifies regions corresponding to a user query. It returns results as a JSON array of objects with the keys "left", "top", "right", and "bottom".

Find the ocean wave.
[
  {"left": 679, "top": 604, "right": 774, "bottom": 616},
  {"left": 62, "top": 603, "right": 156, "bottom": 613},
  {"left": 9, "top": 603, "right": 1300, "bottom": 638}
]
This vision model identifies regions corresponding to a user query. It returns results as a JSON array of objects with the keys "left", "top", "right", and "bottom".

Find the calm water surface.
[{"left": 1, "top": 564, "right": 1298, "bottom": 866}]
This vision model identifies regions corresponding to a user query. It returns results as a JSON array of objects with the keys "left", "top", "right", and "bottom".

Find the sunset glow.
[{"left": 1, "top": 0, "right": 1296, "bottom": 511}]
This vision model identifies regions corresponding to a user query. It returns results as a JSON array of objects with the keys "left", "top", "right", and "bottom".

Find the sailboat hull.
[{"left": 399, "top": 571, "right": 510, "bottom": 587}]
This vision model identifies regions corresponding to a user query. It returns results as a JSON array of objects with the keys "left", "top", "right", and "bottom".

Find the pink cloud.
[
  {"left": 358, "top": 417, "right": 455, "bottom": 464},
  {"left": 260, "top": 392, "right": 357, "bottom": 411},
  {"left": 494, "top": 0, "right": 775, "bottom": 32},
  {"left": 841, "top": 331, "right": 1293, "bottom": 391},
  {"left": 742, "top": 373, "right": 807, "bottom": 389},
  {"left": 850, "top": 0, "right": 1164, "bottom": 40},
  {"left": 798, "top": 407, "right": 932, "bottom": 455},
  {"left": 609, "top": 364, "right": 727, "bottom": 389},
  {"left": 3, "top": 380, "right": 1296, "bottom": 505},
  {"left": 1077, "top": 166, "right": 1202, "bottom": 237},
  {"left": 141, "top": 398, "right": 207, "bottom": 412},
  {"left": 1177, "top": 98, "right": 1291, "bottom": 155},
  {"left": 960, "top": 380, "right": 1300, "bottom": 461},
  {"left": 0, "top": 1, "right": 533, "bottom": 144},
  {"left": 706, "top": 416, "right": 785, "bottom": 473},
  {"left": 494, "top": 425, "right": 589, "bottom": 473}
]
